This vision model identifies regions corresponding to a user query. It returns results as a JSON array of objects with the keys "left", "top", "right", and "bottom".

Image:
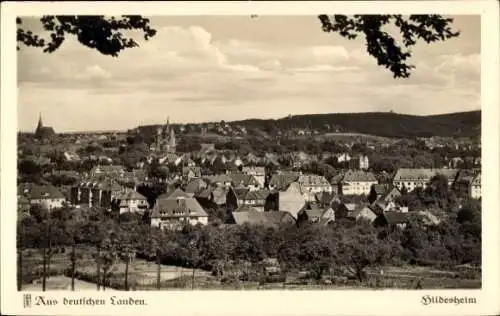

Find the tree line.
[{"left": 18, "top": 194, "right": 481, "bottom": 288}]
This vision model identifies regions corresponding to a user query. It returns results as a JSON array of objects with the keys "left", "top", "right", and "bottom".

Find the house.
[
  {"left": 184, "top": 178, "right": 208, "bottom": 195},
  {"left": 470, "top": 173, "right": 481, "bottom": 199},
  {"left": 297, "top": 174, "right": 332, "bottom": 202},
  {"left": 241, "top": 189, "right": 270, "bottom": 212},
  {"left": 158, "top": 153, "right": 180, "bottom": 165},
  {"left": 277, "top": 182, "right": 307, "bottom": 219},
  {"left": 159, "top": 188, "right": 194, "bottom": 200},
  {"left": 393, "top": 168, "right": 459, "bottom": 192},
  {"left": 359, "top": 155, "right": 369, "bottom": 170},
  {"left": 416, "top": 211, "right": 441, "bottom": 226},
  {"left": 90, "top": 165, "right": 125, "bottom": 177},
  {"left": 71, "top": 179, "right": 124, "bottom": 209},
  {"left": 114, "top": 189, "right": 149, "bottom": 214},
  {"left": 244, "top": 152, "right": 261, "bottom": 165},
  {"left": 297, "top": 206, "right": 335, "bottom": 225},
  {"left": 369, "top": 185, "right": 402, "bottom": 211},
  {"left": 314, "top": 191, "right": 338, "bottom": 208},
  {"left": 346, "top": 206, "right": 378, "bottom": 223},
  {"left": 63, "top": 151, "right": 81, "bottom": 162},
  {"left": 368, "top": 184, "right": 390, "bottom": 204},
  {"left": 339, "top": 170, "right": 378, "bottom": 196},
  {"left": 204, "top": 174, "right": 233, "bottom": 187},
  {"left": 268, "top": 172, "right": 301, "bottom": 191},
  {"left": 18, "top": 183, "right": 66, "bottom": 210},
  {"left": 151, "top": 196, "right": 208, "bottom": 230},
  {"left": 182, "top": 166, "right": 201, "bottom": 181},
  {"left": 242, "top": 166, "right": 266, "bottom": 187},
  {"left": 453, "top": 170, "right": 476, "bottom": 197},
  {"left": 336, "top": 153, "right": 351, "bottom": 163},
  {"left": 373, "top": 211, "right": 409, "bottom": 229},
  {"left": 228, "top": 173, "right": 262, "bottom": 191},
  {"left": 448, "top": 157, "right": 464, "bottom": 169},
  {"left": 226, "top": 187, "right": 250, "bottom": 212},
  {"left": 231, "top": 210, "right": 296, "bottom": 227}
]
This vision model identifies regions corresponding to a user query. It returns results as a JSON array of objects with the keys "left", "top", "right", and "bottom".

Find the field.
[
  {"left": 19, "top": 248, "right": 480, "bottom": 291},
  {"left": 22, "top": 276, "right": 113, "bottom": 291}
]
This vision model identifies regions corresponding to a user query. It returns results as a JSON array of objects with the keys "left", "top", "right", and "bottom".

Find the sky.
[{"left": 17, "top": 15, "right": 481, "bottom": 132}]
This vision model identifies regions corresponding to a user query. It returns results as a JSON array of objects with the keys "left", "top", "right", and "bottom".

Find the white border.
[{"left": 2, "top": 1, "right": 499, "bottom": 316}]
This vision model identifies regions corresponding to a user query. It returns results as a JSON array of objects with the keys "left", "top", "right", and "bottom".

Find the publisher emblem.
[{"left": 23, "top": 294, "right": 32, "bottom": 308}]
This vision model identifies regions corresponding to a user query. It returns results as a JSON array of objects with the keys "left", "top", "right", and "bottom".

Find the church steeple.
[{"left": 36, "top": 112, "right": 43, "bottom": 132}]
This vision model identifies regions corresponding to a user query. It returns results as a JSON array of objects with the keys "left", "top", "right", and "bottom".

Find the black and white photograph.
[{"left": 2, "top": 1, "right": 499, "bottom": 316}]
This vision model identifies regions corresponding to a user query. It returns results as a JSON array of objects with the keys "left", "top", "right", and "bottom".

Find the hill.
[{"left": 231, "top": 111, "right": 481, "bottom": 138}]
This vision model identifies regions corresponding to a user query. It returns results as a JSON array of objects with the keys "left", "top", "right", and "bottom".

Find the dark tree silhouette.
[
  {"left": 17, "top": 15, "right": 459, "bottom": 78},
  {"left": 17, "top": 16, "right": 157, "bottom": 57},
  {"left": 318, "top": 15, "right": 460, "bottom": 78}
]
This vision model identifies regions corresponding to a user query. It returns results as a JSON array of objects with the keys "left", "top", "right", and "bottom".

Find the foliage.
[
  {"left": 17, "top": 16, "right": 156, "bottom": 56},
  {"left": 318, "top": 15, "right": 459, "bottom": 78},
  {"left": 18, "top": 199, "right": 481, "bottom": 284},
  {"left": 231, "top": 111, "right": 480, "bottom": 139},
  {"left": 18, "top": 15, "right": 460, "bottom": 79}
]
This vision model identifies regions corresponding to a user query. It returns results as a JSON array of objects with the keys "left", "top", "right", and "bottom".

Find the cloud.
[
  {"left": 17, "top": 17, "right": 481, "bottom": 132},
  {"left": 74, "top": 65, "right": 112, "bottom": 81}
]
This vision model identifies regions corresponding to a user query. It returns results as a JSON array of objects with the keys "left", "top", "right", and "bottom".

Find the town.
[{"left": 17, "top": 111, "right": 482, "bottom": 290}]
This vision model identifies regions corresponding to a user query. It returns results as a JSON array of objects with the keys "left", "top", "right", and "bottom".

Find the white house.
[
  {"left": 340, "top": 170, "right": 378, "bottom": 196},
  {"left": 242, "top": 166, "right": 266, "bottom": 187},
  {"left": 150, "top": 196, "right": 208, "bottom": 230},
  {"left": 297, "top": 174, "right": 332, "bottom": 202},
  {"left": 19, "top": 184, "right": 66, "bottom": 210},
  {"left": 114, "top": 189, "right": 149, "bottom": 214},
  {"left": 393, "top": 168, "right": 459, "bottom": 192}
]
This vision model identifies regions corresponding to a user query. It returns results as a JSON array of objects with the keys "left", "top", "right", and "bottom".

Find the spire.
[{"left": 37, "top": 112, "right": 43, "bottom": 131}]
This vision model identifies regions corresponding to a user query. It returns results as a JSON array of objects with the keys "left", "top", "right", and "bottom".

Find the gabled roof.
[
  {"left": 314, "top": 191, "right": 337, "bottom": 205},
  {"left": 269, "top": 172, "right": 300, "bottom": 191},
  {"left": 303, "top": 206, "right": 329, "bottom": 219},
  {"left": 229, "top": 174, "right": 260, "bottom": 187},
  {"left": 204, "top": 174, "right": 233, "bottom": 184},
  {"left": 279, "top": 184, "right": 306, "bottom": 219},
  {"left": 393, "top": 168, "right": 459, "bottom": 182},
  {"left": 115, "top": 190, "right": 147, "bottom": 201},
  {"left": 381, "top": 187, "right": 401, "bottom": 202},
  {"left": 159, "top": 188, "right": 193, "bottom": 199},
  {"left": 348, "top": 206, "right": 377, "bottom": 220},
  {"left": 244, "top": 189, "right": 270, "bottom": 201},
  {"left": 343, "top": 170, "right": 377, "bottom": 182},
  {"left": 18, "top": 183, "right": 65, "bottom": 200},
  {"left": 330, "top": 172, "right": 345, "bottom": 184},
  {"left": 382, "top": 211, "right": 409, "bottom": 225},
  {"left": 298, "top": 174, "right": 330, "bottom": 187},
  {"left": 233, "top": 187, "right": 250, "bottom": 200}
]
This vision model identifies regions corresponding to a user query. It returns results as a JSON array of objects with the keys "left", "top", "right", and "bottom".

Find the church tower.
[
  {"left": 168, "top": 125, "right": 176, "bottom": 153},
  {"left": 36, "top": 112, "right": 43, "bottom": 133}
]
